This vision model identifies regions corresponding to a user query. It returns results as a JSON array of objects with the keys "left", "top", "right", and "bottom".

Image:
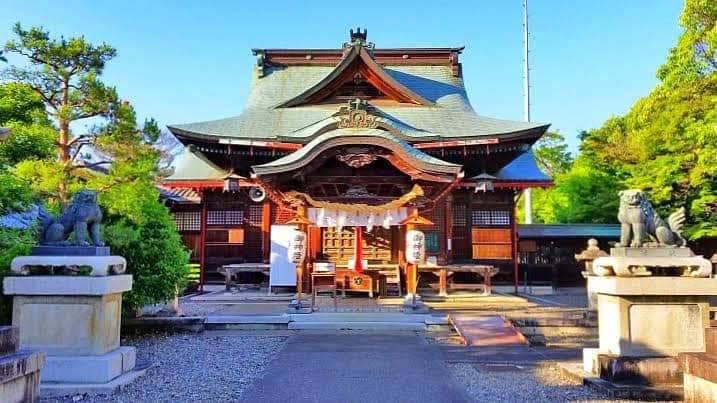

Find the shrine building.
[{"left": 162, "top": 29, "right": 551, "bottom": 295}]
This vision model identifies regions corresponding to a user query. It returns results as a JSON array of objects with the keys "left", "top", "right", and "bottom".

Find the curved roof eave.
[{"left": 252, "top": 129, "right": 462, "bottom": 177}]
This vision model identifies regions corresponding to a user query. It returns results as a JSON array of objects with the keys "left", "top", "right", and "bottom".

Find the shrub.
[
  {"left": 0, "top": 227, "right": 36, "bottom": 324},
  {"left": 104, "top": 200, "right": 189, "bottom": 315}
]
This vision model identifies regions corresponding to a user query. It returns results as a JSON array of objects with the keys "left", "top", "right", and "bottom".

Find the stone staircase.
[{"left": 508, "top": 310, "right": 598, "bottom": 347}]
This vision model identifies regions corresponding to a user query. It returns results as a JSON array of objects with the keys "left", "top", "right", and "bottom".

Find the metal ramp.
[{"left": 448, "top": 313, "right": 529, "bottom": 346}]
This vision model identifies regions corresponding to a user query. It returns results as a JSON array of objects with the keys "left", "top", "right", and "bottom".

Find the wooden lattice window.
[
  {"left": 471, "top": 210, "right": 510, "bottom": 227},
  {"left": 248, "top": 204, "right": 263, "bottom": 227},
  {"left": 207, "top": 210, "right": 244, "bottom": 226},
  {"left": 452, "top": 204, "right": 467, "bottom": 227},
  {"left": 173, "top": 211, "right": 200, "bottom": 232}
]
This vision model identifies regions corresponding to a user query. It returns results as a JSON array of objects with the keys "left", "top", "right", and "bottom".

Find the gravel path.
[{"left": 41, "top": 332, "right": 288, "bottom": 403}]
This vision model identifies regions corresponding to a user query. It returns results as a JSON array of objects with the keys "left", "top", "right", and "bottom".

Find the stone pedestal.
[
  {"left": 0, "top": 326, "right": 45, "bottom": 403},
  {"left": 584, "top": 276, "right": 717, "bottom": 386},
  {"left": 3, "top": 275, "right": 144, "bottom": 395}
]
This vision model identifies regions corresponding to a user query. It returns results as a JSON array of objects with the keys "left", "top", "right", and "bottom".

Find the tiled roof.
[
  {"left": 492, "top": 151, "right": 551, "bottom": 182},
  {"left": 0, "top": 205, "right": 39, "bottom": 230},
  {"left": 168, "top": 63, "right": 549, "bottom": 143},
  {"left": 159, "top": 187, "right": 201, "bottom": 204},
  {"left": 164, "top": 145, "right": 235, "bottom": 181},
  {"left": 518, "top": 224, "right": 620, "bottom": 239}
]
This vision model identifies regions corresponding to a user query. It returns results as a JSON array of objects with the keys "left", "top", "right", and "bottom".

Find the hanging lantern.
[
  {"left": 405, "top": 229, "right": 426, "bottom": 264},
  {"left": 223, "top": 177, "right": 240, "bottom": 192},
  {"left": 474, "top": 172, "right": 495, "bottom": 193},
  {"left": 287, "top": 229, "right": 307, "bottom": 264}
]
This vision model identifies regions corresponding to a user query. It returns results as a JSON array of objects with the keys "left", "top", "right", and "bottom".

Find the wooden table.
[
  {"left": 311, "top": 272, "right": 337, "bottom": 310},
  {"left": 218, "top": 263, "right": 270, "bottom": 291},
  {"left": 418, "top": 264, "right": 499, "bottom": 297}
]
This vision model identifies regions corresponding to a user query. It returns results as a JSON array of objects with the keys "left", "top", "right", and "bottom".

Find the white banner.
[{"left": 307, "top": 207, "right": 407, "bottom": 231}]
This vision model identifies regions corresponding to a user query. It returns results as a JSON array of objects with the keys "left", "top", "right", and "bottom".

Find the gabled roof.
[
  {"left": 168, "top": 38, "right": 549, "bottom": 144},
  {"left": 277, "top": 44, "right": 433, "bottom": 107},
  {"left": 164, "top": 145, "right": 237, "bottom": 182},
  {"left": 252, "top": 128, "right": 462, "bottom": 181}
]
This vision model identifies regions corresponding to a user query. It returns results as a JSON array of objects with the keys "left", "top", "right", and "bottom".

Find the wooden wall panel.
[
  {"left": 471, "top": 228, "right": 511, "bottom": 243},
  {"left": 472, "top": 244, "right": 512, "bottom": 260}
]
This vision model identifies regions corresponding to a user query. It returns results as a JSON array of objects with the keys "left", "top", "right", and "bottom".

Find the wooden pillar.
[
  {"left": 199, "top": 190, "right": 208, "bottom": 292},
  {"left": 261, "top": 200, "right": 271, "bottom": 263},
  {"left": 511, "top": 192, "right": 519, "bottom": 294}
]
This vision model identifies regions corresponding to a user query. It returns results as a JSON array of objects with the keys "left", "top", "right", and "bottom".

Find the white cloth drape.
[{"left": 308, "top": 207, "right": 407, "bottom": 230}]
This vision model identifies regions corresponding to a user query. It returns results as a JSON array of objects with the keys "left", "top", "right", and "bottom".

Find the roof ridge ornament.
[
  {"left": 343, "top": 27, "right": 374, "bottom": 57},
  {"left": 337, "top": 98, "right": 379, "bottom": 129}
]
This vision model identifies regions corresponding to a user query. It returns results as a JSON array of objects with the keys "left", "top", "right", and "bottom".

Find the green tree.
[
  {"left": 579, "top": 0, "right": 717, "bottom": 239},
  {"left": 4, "top": 23, "right": 119, "bottom": 202},
  {"left": 533, "top": 131, "right": 573, "bottom": 177}
]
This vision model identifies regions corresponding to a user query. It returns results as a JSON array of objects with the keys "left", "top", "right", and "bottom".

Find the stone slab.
[
  {"left": 31, "top": 246, "right": 110, "bottom": 256},
  {"left": 0, "top": 326, "right": 18, "bottom": 356},
  {"left": 4, "top": 275, "right": 132, "bottom": 296},
  {"left": 448, "top": 314, "right": 528, "bottom": 346},
  {"left": 588, "top": 276, "right": 717, "bottom": 296},
  {"left": 611, "top": 247, "right": 694, "bottom": 258},
  {"left": 42, "top": 346, "right": 135, "bottom": 384},
  {"left": 594, "top": 255, "right": 712, "bottom": 277},
  {"left": 11, "top": 255, "right": 126, "bottom": 276}
]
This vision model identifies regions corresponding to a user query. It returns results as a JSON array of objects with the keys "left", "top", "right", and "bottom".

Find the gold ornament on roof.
[{"left": 337, "top": 98, "right": 379, "bottom": 129}]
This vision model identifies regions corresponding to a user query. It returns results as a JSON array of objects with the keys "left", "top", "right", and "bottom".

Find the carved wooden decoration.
[
  {"left": 336, "top": 151, "right": 378, "bottom": 168},
  {"left": 337, "top": 98, "right": 379, "bottom": 129}
]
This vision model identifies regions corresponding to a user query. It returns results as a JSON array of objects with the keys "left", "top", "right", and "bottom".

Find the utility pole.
[{"left": 522, "top": 0, "right": 533, "bottom": 224}]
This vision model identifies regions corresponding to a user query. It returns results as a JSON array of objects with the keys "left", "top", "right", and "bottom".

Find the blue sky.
[{"left": 3, "top": 0, "right": 683, "bottom": 151}]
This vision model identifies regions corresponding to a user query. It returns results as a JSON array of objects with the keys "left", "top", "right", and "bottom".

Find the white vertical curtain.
[{"left": 308, "top": 207, "right": 407, "bottom": 231}]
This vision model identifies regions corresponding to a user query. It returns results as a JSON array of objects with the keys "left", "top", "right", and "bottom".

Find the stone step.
[
  {"left": 515, "top": 325, "right": 598, "bottom": 339},
  {"left": 0, "top": 326, "right": 19, "bottom": 356},
  {"left": 287, "top": 321, "right": 426, "bottom": 331},
  {"left": 289, "top": 313, "right": 430, "bottom": 323}
]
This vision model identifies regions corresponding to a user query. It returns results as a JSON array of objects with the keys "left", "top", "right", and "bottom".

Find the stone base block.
[
  {"left": 683, "top": 373, "right": 717, "bottom": 403},
  {"left": 42, "top": 346, "right": 136, "bottom": 384},
  {"left": 40, "top": 362, "right": 149, "bottom": 398},
  {"left": 590, "top": 277, "right": 717, "bottom": 357},
  {"left": 597, "top": 355, "right": 682, "bottom": 385},
  {"left": 583, "top": 347, "right": 599, "bottom": 374},
  {"left": 4, "top": 276, "right": 132, "bottom": 356}
]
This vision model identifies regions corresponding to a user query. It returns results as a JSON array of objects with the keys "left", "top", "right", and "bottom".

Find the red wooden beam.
[{"left": 199, "top": 191, "right": 208, "bottom": 292}]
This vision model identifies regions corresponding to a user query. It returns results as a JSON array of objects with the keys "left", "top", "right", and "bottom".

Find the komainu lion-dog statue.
[
  {"left": 39, "top": 189, "right": 104, "bottom": 247},
  {"left": 616, "top": 189, "right": 686, "bottom": 248}
]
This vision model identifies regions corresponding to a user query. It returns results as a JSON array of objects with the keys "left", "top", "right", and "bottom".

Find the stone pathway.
[{"left": 240, "top": 332, "right": 472, "bottom": 402}]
